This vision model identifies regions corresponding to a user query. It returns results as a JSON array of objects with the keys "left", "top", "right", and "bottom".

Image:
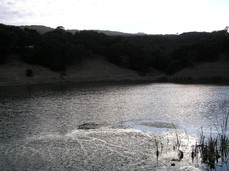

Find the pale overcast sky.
[{"left": 0, "top": 0, "right": 228, "bottom": 34}]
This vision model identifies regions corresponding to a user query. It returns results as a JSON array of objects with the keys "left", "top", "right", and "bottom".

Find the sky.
[{"left": 0, "top": 0, "right": 228, "bottom": 34}]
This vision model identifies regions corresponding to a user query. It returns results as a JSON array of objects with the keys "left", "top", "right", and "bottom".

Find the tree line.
[{"left": 0, "top": 23, "right": 229, "bottom": 74}]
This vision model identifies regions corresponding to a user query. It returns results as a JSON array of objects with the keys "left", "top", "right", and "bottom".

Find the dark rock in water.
[
  {"left": 140, "top": 121, "right": 177, "bottom": 129},
  {"left": 171, "top": 163, "right": 175, "bottom": 166},
  {"left": 78, "top": 123, "right": 99, "bottom": 129},
  {"left": 178, "top": 150, "right": 184, "bottom": 161}
]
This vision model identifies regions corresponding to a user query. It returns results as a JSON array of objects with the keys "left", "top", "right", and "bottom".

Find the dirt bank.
[
  {"left": 0, "top": 55, "right": 228, "bottom": 86},
  {"left": 0, "top": 55, "right": 163, "bottom": 86}
]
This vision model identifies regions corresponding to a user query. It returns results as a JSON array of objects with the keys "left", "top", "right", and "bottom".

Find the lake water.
[{"left": 0, "top": 83, "right": 228, "bottom": 170}]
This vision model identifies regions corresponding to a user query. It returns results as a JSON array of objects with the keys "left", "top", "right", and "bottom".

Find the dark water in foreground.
[{"left": 0, "top": 83, "right": 228, "bottom": 170}]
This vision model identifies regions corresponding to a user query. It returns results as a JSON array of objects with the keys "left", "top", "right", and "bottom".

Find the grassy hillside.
[
  {"left": 1, "top": 23, "right": 229, "bottom": 85},
  {"left": 0, "top": 54, "right": 165, "bottom": 85}
]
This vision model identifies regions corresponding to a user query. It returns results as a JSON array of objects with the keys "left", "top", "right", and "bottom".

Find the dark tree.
[{"left": 25, "top": 69, "right": 34, "bottom": 77}]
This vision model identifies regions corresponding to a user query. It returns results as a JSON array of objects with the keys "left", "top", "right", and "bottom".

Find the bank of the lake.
[
  {"left": 0, "top": 55, "right": 229, "bottom": 86},
  {"left": 0, "top": 55, "right": 161, "bottom": 86}
]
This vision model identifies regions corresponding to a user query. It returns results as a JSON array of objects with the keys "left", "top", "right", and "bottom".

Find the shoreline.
[
  {"left": 1, "top": 76, "right": 229, "bottom": 87},
  {"left": 1, "top": 55, "right": 229, "bottom": 87}
]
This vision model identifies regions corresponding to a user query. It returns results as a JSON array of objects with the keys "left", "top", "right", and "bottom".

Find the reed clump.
[{"left": 192, "top": 111, "right": 229, "bottom": 169}]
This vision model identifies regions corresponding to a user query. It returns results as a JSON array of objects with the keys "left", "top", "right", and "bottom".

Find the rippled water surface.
[{"left": 0, "top": 83, "right": 228, "bottom": 170}]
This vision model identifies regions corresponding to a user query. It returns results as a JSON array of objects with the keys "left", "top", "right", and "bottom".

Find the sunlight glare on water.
[{"left": 0, "top": 83, "right": 228, "bottom": 170}]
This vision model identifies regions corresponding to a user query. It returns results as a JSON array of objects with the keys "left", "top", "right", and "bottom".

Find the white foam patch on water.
[{"left": 0, "top": 127, "right": 207, "bottom": 171}]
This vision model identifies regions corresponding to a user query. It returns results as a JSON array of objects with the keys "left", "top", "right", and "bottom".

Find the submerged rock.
[
  {"left": 171, "top": 163, "right": 175, "bottom": 166},
  {"left": 78, "top": 122, "right": 100, "bottom": 129},
  {"left": 140, "top": 121, "right": 177, "bottom": 129}
]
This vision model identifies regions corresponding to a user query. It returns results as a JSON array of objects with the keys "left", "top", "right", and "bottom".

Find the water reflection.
[
  {"left": 0, "top": 83, "right": 228, "bottom": 170},
  {"left": 0, "top": 83, "right": 228, "bottom": 139}
]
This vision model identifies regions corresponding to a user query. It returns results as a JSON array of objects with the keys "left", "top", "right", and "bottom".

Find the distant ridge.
[
  {"left": 22, "top": 25, "right": 202, "bottom": 37},
  {"left": 94, "top": 30, "right": 135, "bottom": 36},
  {"left": 21, "top": 25, "right": 148, "bottom": 36},
  {"left": 20, "top": 25, "right": 54, "bottom": 34}
]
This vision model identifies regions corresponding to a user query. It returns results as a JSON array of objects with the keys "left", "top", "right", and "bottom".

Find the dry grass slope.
[{"left": 0, "top": 55, "right": 228, "bottom": 86}]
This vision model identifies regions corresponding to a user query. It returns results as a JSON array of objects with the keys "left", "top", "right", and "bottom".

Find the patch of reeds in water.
[
  {"left": 152, "top": 104, "right": 228, "bottom": 170},
  {"left": 192, "top": 112, "right": 229, "bottom": 169}
]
